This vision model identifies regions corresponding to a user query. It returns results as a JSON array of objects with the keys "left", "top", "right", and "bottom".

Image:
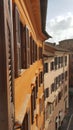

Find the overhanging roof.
[{"left": 40, "top": 0, "right": 52, "bottom": 39}]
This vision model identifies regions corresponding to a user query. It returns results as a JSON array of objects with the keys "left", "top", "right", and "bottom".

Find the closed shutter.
[{"left": 0, "top": 0, "right": 14, "bottom": 130}]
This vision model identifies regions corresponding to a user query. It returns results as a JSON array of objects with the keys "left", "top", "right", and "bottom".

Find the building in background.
[
  {"left": 43, "top": 43, "right": 69, "bottom": 130},
  {"left": 0, "top": 0, "right": 51, "bottom": 130},
  {"left": 58, "top": 39, "right": 73, "bottom": 93}
]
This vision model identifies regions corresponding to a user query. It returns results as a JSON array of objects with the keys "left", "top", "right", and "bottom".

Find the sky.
[{"left": 46, "top": 0, "right": 73, "bottom": 44}]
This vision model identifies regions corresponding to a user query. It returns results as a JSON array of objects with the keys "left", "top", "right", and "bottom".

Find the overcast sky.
[{"left": 46, "top": 0, "right": 73, "bottom": 44}]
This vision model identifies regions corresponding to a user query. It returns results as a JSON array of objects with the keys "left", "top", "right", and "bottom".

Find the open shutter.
[
  {"left": 36, "top": 77, "right": 38, "bottom": 97},
  {"left": 20, "top": 24, "right": 27, "bottom": 68},
  {"left": 30, "top": 36, "right": 33, "bottom": 65},
  {"left": 26, "top": 26, "right": 30, "bottom": 68},
  {"left": 0, "top": 0, "right": 14, "bottom": 130},
  {"left": 21, "top": 113, "right": 28, "bottom": 130},
  {"left": 7, "top": 2, "right": 14, "bottom": 130},
  {"left": 35, "top": 43, "right": 37, "bottom": 61},
  {"left": 13, "top": 4, "right": 21, "bottom": 77},
  {"left": 31, "top": 91, "right": 34, "bottom": 124},
  {"left": 28, "top": 111, "right": 31, "bottom": 130},
  {"left": 21, "top": 26, "right": 30, "bottom": 68},
  {"left": 32, "top": 40, "right": 35, "bottom": 63}
]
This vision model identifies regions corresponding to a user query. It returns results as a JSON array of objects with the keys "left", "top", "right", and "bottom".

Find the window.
[
  {"left": 39, "top": 96, "right": 44, "bottom": 114},
  {"left": 51, "top": 83, "right": 55, "bottom": 93},
  {"left": 50, "top": 62, "right": 54, "bottom": 71},
  {"left": 35, "top": 43, "right": 37, "bottom": 61},
  {"left": 30, "top": 36, "right": 38, "bottom": 64},
  {"left": 65, "top": 71, "right": 68, "bottom": 80},
  {"left": 21, "top": 111, "right": 30, "bottom": 130},
  {"left": 44, "top": 63, "right": 48, "bottom": 73},
  {"left": 30, "top": 36, "right": 33, "bottom": 64},
  {"left": 48, "top": 103, "right": 52, "bottom": 115},
  {"left": 39, "top": 71, "right": 43, "bottom": 87},
  {"left": 31, "top": 88, "right": 36, "bottom": 124},
  {"left": 59, "top": 74, "right": 62, "bottom": 84},
  {"left": 36, "top": 77, "right": 38, "bottom": 98},
  {"left": 44, "top": 88, "right": 49, "bottom": 99},
  {"left": 13, "top": 5, "right": 21, "bottom": 77},
  {"left": 55, "top": 77, "right": 59, "bottom": 88},
  {"left": 13, "top": 5, "right": 31, "bottom": 77},
  {"left": 33, "top": 40, "right": 35, "bottom": 62},
  {"left": 45, "top": 103, "right": 51, "bottom": 120},
  {"left": 54, "top": 78, "right": 57, "bottom": 90},
  {"left": 25, "top": 26, "right": 30, "bottom": 68},
  {"left": 65, "top": 98, "right": 68, "bottom": 112},
  {"left": 36, "top": 115, "right": 38, "bottom": 127},
  {"left": 65, "top": 56, "right": 67, "bottom": 66},
  {"left": 39, "top": 47, "right": 42, "bottom": 59},
  {"left": 58, "top": 75, "right": 61, "bottom": 86},
  {"left": 54, "top": 57, "right": 58, "bottom": 70},
  {"left": 64, "top": 85, "right": 67, "bottom": 93},
  {"left": 55, "top": 98, "right": 57, "bottom": 106},
  {"left": 58, "top": 91, "right": 62, "bottom": 102},
  {"left": 62, "top": 73, "right": 64, "bottom": 83},
  {"left": 55, "top": 57, "right": 57, "bottom": 65},
  {"left": 61, "top": 56, "right": 63, "bottom": 67},
  {"left": 40, "top": 71, "right": 43, "bottom": 84},
  {"left": 20, "top": 24, "right": 29, "bottom": 69}
]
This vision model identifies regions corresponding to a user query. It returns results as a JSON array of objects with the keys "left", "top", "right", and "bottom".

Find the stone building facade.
[
  {"left": 43, "top": 43, "right": 69, "bottom": 130},
  {"left": 59, "top": 39, "right": 73, "bottom": 91}
]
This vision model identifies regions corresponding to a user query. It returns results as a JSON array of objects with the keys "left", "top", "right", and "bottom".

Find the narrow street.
[{"left": 60, "top": 95, "right": 73, "bottom": 130}]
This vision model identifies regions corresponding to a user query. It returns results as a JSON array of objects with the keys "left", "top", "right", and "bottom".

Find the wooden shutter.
[
  {"left": 21, "top": 113, "right": 28, "bottom": 130},
  {"left": 39, "top": 47, "right": 42, "bottom": 59},
  {"left": 36, "top": 77, "right": 38, "bottom": 97},
  {"left": 34, "top": 41, "right": 37, "bottom": 61},
  {"left": 33, "top": 87, "right": 36, "bottom": 109},
  {"left": 28, "top": 111, "right": 31, "bottom": 130},
  {"left": 20, "top": 24, "right": 27, "bottom": 68},
  {"left": 30, "top": 36, "right": 33, "bottom": 64},
  {"left": 26, "top": 26, "right": 30, "bottom": 68},
  {"left": 13, "top": 4, "right": 21, "bottom": 77},
  {"left": 31, "top": 91, "right": 34, "bottom": 124},
  {"left": 20, "top": 25, "right": 30, "bottom": 69},
  {"left": 0, "top": 0, "right": 14, "bottom": 130},
  {"left": 40, "top": 71, "right": 43, "bottom": 84},
  {"left": 35, "top": 43, "right": 37, "bottom": 61},
  {"left": 21, "top": 111, "right": 31, "bottom": 130},
  {"left": 33, "top": 40, "right": 35, "bottom": 62},
  {"left": 39, "top": 73, "right": 41, "bottom": 87}
]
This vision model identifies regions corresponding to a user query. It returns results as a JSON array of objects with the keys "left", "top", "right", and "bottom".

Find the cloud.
[{"left": 46, "top": 12, "right": 73, "bottom": 43}]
